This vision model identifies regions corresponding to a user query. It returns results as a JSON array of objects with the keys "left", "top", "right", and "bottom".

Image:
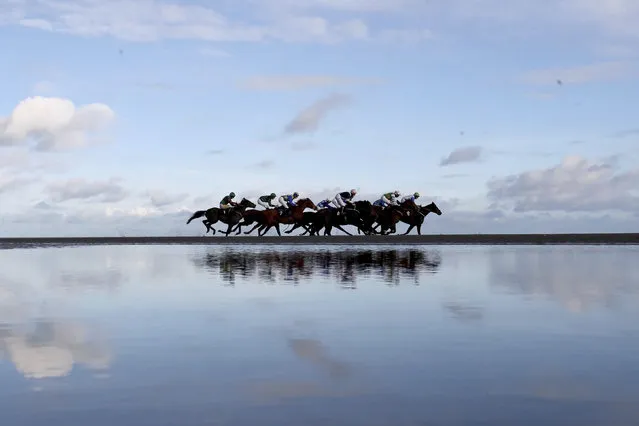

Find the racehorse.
[
  {"left": 241, "top": 198, "right": 317, "bottom": 236},
  {"left": 352, "top": 200, "right": 379, "bottom": 235},
  {"left": 398, "top": 201, "right": 442, "bottom": 235},
  {"left": 372, "top": 204, "right": 405, "bottom": 235},
  {"left": 284, "top": 211, "right": 319, "bottom": 235},
  {"left": 186, "top": 198, "right": 256, "bottom": 235},
  {"left": 310, "top": 206, "right": 368, "bottom": 236}
]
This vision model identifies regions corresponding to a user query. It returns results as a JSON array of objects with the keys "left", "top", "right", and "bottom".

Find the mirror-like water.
[{"left": 1, "top": 244, "right": 638, "bottom": 426}]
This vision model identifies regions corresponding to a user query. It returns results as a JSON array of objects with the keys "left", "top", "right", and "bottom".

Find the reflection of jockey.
[
  {"left": 317, "top": 199, "right": 334, "bottom": 209},
  {"left": 332, "top": 189, "right": 357, "bottom": 209},
  {"left": 219, "top": 192, "right": 237, "bottom": 210},
  {"left": 401, "top": 192, "right": 420, "bottom": 203},
  {"left": 278, "top": 192, "right": 299, "bottom": 208},
  {"left": 258, "top": 193, "right": 277, "bottom": 209}
]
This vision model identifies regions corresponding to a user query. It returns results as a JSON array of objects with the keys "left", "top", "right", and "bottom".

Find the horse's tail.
[{"left": 186, "top": 210, "right": 206, "bottom": 224}]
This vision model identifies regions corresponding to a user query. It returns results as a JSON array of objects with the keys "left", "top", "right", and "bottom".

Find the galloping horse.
[
  {"left": 352, "top": 200, "right": 379, "bottom": 235},
  {"left": 310, "top": 207, "right": 367, "bottom": 236},
  {"left": 186, "top": 198, "right": 256, "bottom": 235},
  {"left": 241, "top": 198, "right": 317, "bottom": 236},
  {"left": 399, "top": 201, "right": 442, "bottom": 235},
  {"left": 372, "top": 204, "right": 405, "bottom": 235}
]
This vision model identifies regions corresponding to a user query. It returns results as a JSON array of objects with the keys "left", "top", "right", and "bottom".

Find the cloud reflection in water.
[{"left": 0, "top": 274, "right": 112, "bottom": 380}]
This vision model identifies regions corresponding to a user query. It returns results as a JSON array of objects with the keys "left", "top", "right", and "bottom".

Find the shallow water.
[{"left": 1, "top": 244, "right": 638, "bottom": 426}]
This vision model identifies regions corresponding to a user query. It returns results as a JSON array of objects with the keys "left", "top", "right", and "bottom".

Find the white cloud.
[
  {"left": 0, "top": 96, "right": 115, "bottom": 151},
  {"left": 520, "top": 61, "right": 637, "bottom": 85},
  {"left": 47, "top": 178, "right": 128, "bottom": 203},
  {"left": 284, "top": 93, "right": 351, "bottom": 135},
  {"left": 440, "top": 146, "right": 484, "bottom": 166},
  {"left": 0, "top": 174, "right": 38, "bottom": 194},
  {"left": 238, "top": 75, "right": 382, "bottom": 91},
  {"left": 488, "top": 155, "right": 639, "bottom": 213},
  {"left": 1, "top": 0, "right": 429, "bottom": 44},
  {"left": 257, "top": 0, "right": 418, "bottom": 13},
  {"left": 143, "top": 190, "right": 190, "bottom": 208}
]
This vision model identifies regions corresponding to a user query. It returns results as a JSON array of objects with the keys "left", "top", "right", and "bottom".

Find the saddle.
[{"left": 278, "top": 207, "right": 290, "bottom": 217}]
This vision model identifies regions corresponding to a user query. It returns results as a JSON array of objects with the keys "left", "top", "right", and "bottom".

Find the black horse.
[
  {"left": 186, "top": 198, "right": 256, "bottom": 235},
  {"left": 352, "top": 200, "right": 379, "bottom": 235},
  {"left": 310, "top": 206, "right": 367, "bottom": 236}
]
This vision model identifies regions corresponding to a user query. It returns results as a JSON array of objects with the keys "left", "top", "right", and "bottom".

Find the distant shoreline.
[{"left": 1, "top": 233, "right": 638, "bottom": 247}]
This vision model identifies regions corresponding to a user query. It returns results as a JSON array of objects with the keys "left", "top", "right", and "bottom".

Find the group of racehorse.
[{"left": 186, "top": 197, "right": 443, "bottom": 237}]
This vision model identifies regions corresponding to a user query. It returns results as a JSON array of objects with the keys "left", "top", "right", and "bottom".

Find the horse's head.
[
  {"left": 240, "top": 198, "right": 256, "bottom": 208},
  {"left": 423, "top": 201, "right": 442, "bottom": 215},
  {"left": 297, "top": 198, "right": 317, "bottom": 211}
]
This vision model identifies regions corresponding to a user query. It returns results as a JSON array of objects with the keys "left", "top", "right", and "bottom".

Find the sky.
[{"left": 1, "top": 0, "right": 639, "bottom": 236}]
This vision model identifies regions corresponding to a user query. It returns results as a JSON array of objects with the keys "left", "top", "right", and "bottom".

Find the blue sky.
[{"left": 1, "top": 0, "right": 639, "bottom": 236}]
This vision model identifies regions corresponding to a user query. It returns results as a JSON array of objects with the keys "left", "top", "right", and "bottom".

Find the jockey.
[
  {"left": 317, "top": 198, "right": 334, "bottom": 210},
  {"left": 375, "top": 191, "right": 400, "bottom": 207},
  {"left": 219, "top": 192, "right": 238, "bottom": 210},
  {"left": 258, "top": 193, "right": 277, "bottom": 209},
  {"left": 401, "top": 192, "right": 420, "bottom": 203},
  {"left": 332, "top": 189, "right": 357, "bottom": 209},
  {"left": 278, "top": 192, "right": 299, "bottom": 208}
]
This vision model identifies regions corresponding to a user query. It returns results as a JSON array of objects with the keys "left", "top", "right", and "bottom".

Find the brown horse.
[
  {"left": 241, "top": 198, "right": 317, "bottom": 236},
  {"left": 400, "top": 201, "right": 442, "bottom": 235},
  {"left": 372, "top": 204, "right": 405, "bottom": 235},
  {"left": 399, "top": 199, "right": 420, "bottom": 213},
  {"left": 186, "top": 198, "right": 256, "bottom": 235}
]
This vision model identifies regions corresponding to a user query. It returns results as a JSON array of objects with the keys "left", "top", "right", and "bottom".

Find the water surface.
[{"left": 1, "top": 244, "right": 638, "bottom": 425}]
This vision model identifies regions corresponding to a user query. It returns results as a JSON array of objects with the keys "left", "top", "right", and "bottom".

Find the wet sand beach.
[{"left": 1, "top": 233, "right": 638, "bottom": 248}]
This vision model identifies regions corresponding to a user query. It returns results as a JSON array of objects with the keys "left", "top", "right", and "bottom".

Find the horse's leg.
[
  {"left": 404, "top": 224, "right": 414, "bottom": 235},
  {"left": 224, "top": 223, "right": 234, "bottom": 236},
  {"left": 244, "top": 223, "right": 262, "bottom": 235},
  {"left": 417, "top": 224, "right": 422, "bottom": 235},
  {"left": 275, "top": 224, "right": 281, "bottom": 236},
  {"left": 297, "top": 224, "right": 311, "bottom": 236},
  {"left": 257, "top": 225, "right": 266, "bottom": 236}
]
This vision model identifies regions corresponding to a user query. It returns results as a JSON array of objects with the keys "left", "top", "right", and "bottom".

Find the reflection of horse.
[
  {"left": 399, "top": 202, "right": 442, "bottom": 235},
  {"left": 186, "top": 198, "right": 256, "bottom": 235},
  {"left": 191, "top": 248, "right": 442, "bottom": 285}
]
